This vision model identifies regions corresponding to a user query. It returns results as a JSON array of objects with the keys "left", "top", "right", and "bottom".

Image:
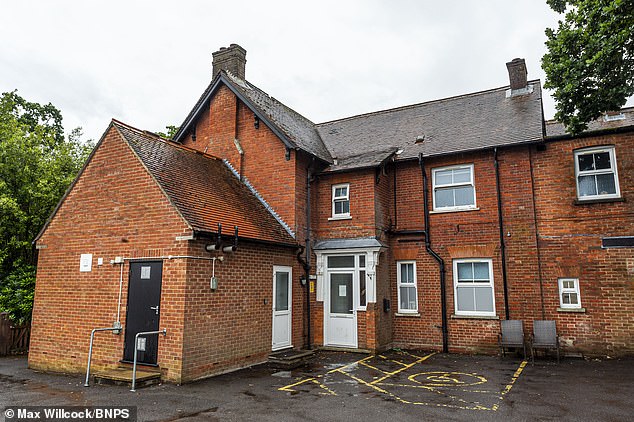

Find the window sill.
[
  {"left": 557, "top": 307, "right": 586, "bottom": 313},
  {"left": 429, "top": 207, "right": 480, "bottom": 215},
  {"left": 395, "top": 312, "right": 420, "bottom": 317},
  {"left": 328, "top": 215, "right": 352, "bottom": 221},
  {"left": 574, "top": 197, "right": 624, "bottom": 205},
  {"left": 451, "top": 314, "right": 499, "bottom": 320}
]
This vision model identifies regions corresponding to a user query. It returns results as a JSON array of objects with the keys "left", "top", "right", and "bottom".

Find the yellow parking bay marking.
[
  {"left": 279, "top": 353, "right": 528, "bottom": 412},
  {"left": 369, "top": 352, "right": 435, "bottom": 385},
  {"left": 278, "top": 354, "right": 374, "bottom": 395}
]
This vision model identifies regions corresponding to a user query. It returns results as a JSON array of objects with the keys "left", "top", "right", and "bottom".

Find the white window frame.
[
  {"left": 331, "top": 183, "right": 351, "bottom": 219},
  {"left": 397, "top": 261, "right": 418, "bottom": 313},
  {"left": 453, "top": 258, "right": 496, "bottom": 317},
  {"left": 432, "top": 164, "right": 477, "bottom": 211},
  {"left": 574, "top": 146, "right": 620, "bottom": 200},
  {"left": 558, "top": 278, "right": 582, "bottom": 309}
]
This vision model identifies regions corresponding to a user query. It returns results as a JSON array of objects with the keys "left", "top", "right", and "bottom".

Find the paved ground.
[{"left": 1, "top": 351, "right": 633, "bottom": 421}]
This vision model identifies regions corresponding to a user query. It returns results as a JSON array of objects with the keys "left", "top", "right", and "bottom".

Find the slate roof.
[
  {"left": 174, "top": 71, "right": 332, "bottom": 163},
  {"left": 316, "top": 81, "right": 545, "bottom": 172},
  {"left": 546, "top": 107, "right": 634, "bottom": 138},
  {"left": 114, "top": 121, "right": 296, "bottom": 246}
]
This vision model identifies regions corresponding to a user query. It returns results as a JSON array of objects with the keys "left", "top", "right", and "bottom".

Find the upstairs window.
[
  {"left": 432, "top": 165, "right": 476, "bottom": 211},
  {"left": 574, "top": 146, "right": 620, "bottom": 200},
  {"left": 331, "top": 183, "right": 350, "bottom": 218}
]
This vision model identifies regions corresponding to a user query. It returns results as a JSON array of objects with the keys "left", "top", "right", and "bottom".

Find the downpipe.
[{"left": 419, "top": 153, "right": 449, "bottom": 353}]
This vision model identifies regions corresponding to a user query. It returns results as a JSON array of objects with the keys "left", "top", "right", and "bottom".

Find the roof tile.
[{"left": 115, "top": 121, "right": 296, "bottom": 246}]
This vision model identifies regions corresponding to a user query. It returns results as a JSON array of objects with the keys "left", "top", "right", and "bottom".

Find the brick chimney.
[
  {"left": 506, "top": 58, "right": 528, "bottom": 91},
  {"left": 212, "top": 44, "right": 247, "bottom": 79}
]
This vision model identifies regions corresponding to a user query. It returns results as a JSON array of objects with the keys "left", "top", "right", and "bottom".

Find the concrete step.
[
  {"left": 269, "top": 349, "right": 315, "bottom": 369},
  {"left": 93, "top": 368, "right": 161, "bottom": 389}
]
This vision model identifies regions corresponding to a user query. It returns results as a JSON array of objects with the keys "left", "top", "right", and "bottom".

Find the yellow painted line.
[
  {"left": 359, "top": 360, "right": 393, "bottom": 374},
  {"left": 369, "top": 352, "right": 435, "bottom": 385},
  {"left": 491, "top": 360, "right": 528, "bottom": 411},
  {"left": 278, "top": 377, "right": 317, "bottom": 392},
  {"left": 278, "top": 354, "right": 373, "bottom": 392},
  {"left": 312, "top": 379, "right": 337, "bottom": 396},
  {"left": 501, "top": 360, "right": 527, "bottom": 396}
]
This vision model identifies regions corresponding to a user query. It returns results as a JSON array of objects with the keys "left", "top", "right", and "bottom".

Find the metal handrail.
[
  {"left": 130, "top": 329, "right": 167, "bottom": 392},
  {"left": 84, "top": 326, "right": 123, "bottom": 387}
]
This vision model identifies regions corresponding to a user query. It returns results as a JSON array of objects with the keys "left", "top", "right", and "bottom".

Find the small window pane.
[
  {"left": 359, "top": 255, "right": 365, "bottom": 268},
  {"left": 435, "top": 188, "right": 454, "bottom": 208},
  {"left": 578, "top": 154, "right": 594, "bottom": 171},
  {"left": 578, "top": 175, "right": 597, "bottom": 196},
  {"left": 435, "top": 170, "right": 453, "bottom": 185},
  {"left": 454, "top": 186, "right": 475, "bottom": 206},
  {"left": 456, "top": 287, "right": 476, "bottom": 311},
  {"left": 594, "top": 152, "right": 611, "bottom": 170},
  {"left": 335, "top": 187, "right": 347, "bottom": 197},
  {"left": 399, "top": 286, "right": 416, "bottom": 310},
  {"left": 457, "top": 262, "right": 473, "bottom": 281},
  {"left": 359, "top": 270, "right": 366, "bottom": 307},
  {"left": 562, "top": 293, "right": 571, "bottom": 304},
  {"left": 401, "top": 263, "right": 414, "bottom": 283},
  {"left": 452, "top": 167, "right": 471, "bottom": 183},
  {"left": 473, "top": 262, "right": 489, "bottom": 280},
  {"left": 275, "top": 272, "right": 289, "bottom": 311},
  {"left": 474, "top": 286, "right": 494, "bottom": 312},
  {"left": 563, "top": 280, "right": 573, "bottom": 289},
  {"left": 328, "top": 255, "right": 355, "bottom": 268},
  {"left": 596, "top": 174, "right": 616, "bottom": 195}
]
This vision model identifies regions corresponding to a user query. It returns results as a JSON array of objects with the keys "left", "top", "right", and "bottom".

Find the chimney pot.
[
  {"left": 212, "top": 44, "right": 247, "bottom": 80},
  {"left": 506, "top": 58, "right": 528, "bottom": 91}
]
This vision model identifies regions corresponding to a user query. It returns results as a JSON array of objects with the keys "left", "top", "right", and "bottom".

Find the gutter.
[{"left": 418, "top": 153, "right": 448, "bottom": 353}]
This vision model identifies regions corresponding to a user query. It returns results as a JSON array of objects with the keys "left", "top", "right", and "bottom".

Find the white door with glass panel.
[
  {"left": 324, "top": 255, "right": 361, "bottom": 348},
  {"left": 272, "top": 266, "right": 292, "bottom": 350}
]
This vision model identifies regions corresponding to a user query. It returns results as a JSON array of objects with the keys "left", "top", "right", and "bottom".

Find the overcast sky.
[{"left": 1, "top": 1, "right": 629, "bottom": 142}]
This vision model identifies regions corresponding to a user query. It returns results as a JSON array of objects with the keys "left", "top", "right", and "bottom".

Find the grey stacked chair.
[
  {"left": 498, "top": 320, "right": 526, "bottom": 359},
  {"left": 530, "top": 320, "right": 560, "bottom": 364}
]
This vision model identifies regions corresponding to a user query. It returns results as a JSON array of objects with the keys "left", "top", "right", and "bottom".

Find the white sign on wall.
[{"left": 79, "top": 254, "right": 92, "bottom": 272}]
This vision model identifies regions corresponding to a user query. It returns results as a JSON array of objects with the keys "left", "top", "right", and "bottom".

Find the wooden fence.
[{"left": 0, "top": 312, "right": 30, "bottom": 356}]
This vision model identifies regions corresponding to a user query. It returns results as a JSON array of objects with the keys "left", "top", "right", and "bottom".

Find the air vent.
[{"left": 602, "top": 236, "right": 634, "bottom": 248}]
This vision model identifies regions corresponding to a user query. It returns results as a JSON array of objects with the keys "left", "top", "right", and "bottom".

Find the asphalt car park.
[{"left": 1, "top": 351, "right": 633, "bottom": 421}]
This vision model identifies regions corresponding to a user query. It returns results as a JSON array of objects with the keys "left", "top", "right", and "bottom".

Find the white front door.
[
  {"left": 272, "top": 266, "right": 292, "bottom": 350},
  {"left": 325, "top": 271, "right": 357, "bottom": 348}
]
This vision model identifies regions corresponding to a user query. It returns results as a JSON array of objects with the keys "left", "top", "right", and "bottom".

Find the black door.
[{"left": 123, "top": 261, "right": 162, "bottom": 364}]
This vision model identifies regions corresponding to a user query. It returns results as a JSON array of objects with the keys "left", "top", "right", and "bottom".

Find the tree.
[
  {"left": 157, "top": 125, "right": 179, "bottom": 139},
  {"left": 0, "top": 91, "right": 93, "bottom": 323},
  {"left": 542, "top": 0, "right": 634, "bottom": 134}
]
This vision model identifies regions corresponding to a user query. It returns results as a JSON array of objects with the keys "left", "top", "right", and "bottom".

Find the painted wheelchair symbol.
[{"left": 409, "top": 371, "right": 487, "bottom": 387}]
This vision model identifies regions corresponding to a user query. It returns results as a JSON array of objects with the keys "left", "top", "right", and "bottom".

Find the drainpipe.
[
  {"left": 393, "top": 158, "right": 398, "bottom": 229},
  {"left": 418, "top": 153, "right": 448, "bottom": 353},
  {"left": 305, "top": 161, "right": 314, "bottom": 349},
  {"left": 494, "top": 148, "right": 511, "bottom": 320}
]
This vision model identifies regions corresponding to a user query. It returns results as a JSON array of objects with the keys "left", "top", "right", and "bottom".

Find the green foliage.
[
  {"left": 157, "top": 125, "right": 180, "bottom": 139},
  {"left": 542, "top": 0, "right": 634, "bottom": 134},
  {"left": 0, "top": 262, "right": 35, "bottom": 323},
  {"left": 0, "top": 91, "right": 93, "bottom": 323}
]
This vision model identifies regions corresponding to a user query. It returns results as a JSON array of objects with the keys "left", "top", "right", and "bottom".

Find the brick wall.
[
  {"left": 313, "top": 169, "right": 377, "bottom": 240},
  {"left": 181, "top": 240, "right": 303, "bottom": 382},
  {"left": 532, "top": 133, "right": 634, "bottom": 355},
  {"left": 181, "top": 85, "right": 298, "bottom": 236},
  {"left": 30, "top": 126, "right": 192, "bottom": 379}
]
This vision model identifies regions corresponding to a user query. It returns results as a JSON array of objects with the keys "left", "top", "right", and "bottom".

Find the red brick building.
[{"left": 30, "top": 45, "right": 633, "bottom": 383}]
